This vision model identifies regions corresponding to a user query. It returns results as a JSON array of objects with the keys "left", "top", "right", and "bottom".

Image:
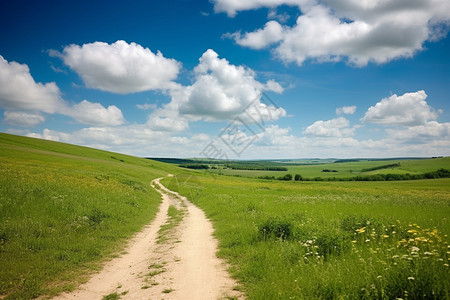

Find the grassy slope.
[
  {"left": 207, "top": 158, "right": 450, "bottom": 179},
  {"left": 0, "top": 133, "right": 176, "bottom": 299},
  {"left": 164, "top": 173, "right": 450, "bottom": 299}
]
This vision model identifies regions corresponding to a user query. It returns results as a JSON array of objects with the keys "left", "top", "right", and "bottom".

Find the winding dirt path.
[{"left": 54, "top": 175, "right": 242, "bottom": 300}]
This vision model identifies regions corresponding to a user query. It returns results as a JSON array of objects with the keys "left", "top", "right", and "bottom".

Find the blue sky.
[{"left": 1, "top": 0, "right": 449, "bottom": 159}]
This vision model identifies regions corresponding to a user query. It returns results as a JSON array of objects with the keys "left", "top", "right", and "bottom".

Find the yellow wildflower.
[{"left": 356, "top": 227, "right": 366, "bottom": 234}]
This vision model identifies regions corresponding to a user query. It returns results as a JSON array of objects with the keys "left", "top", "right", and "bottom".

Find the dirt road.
[{"left": 55, "top": 175, "right": 242, "bottom": 300}]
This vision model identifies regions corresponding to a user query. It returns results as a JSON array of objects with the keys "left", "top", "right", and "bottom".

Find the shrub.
[
  {"left": 278, "top": 174, "right": 293, "bottom": 181},
  {"left": 314, "top": 232, "right": 351, "bottom": 258},
  {"left": 258, "top": 217, "right": 293, "bottom": 240}
]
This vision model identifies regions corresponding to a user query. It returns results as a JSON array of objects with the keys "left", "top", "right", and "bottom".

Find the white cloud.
[
  {"left": 59, "top": 40, "right": 181, "bottom": 94},
  {"left": 147, "top": 115, "right": 189, "bottom": 132},
  {"left": 336, "top": 105, "right": 356, "bottom": 115},
  {"left": 161, "top": 49, "right": 285, "bottom": 122},
  {"left": 212, "top": 0, "right": 310, "bottom": 17},
  {"left": 0, "top": 55, "right": 127, "bottom": 127},
  {"left": 27, "top": 126, "right": 208, "bottom": 158},
  {"left": 223, "top": 0, "right": 450, "bottom": 66},
  {"left": 3, "top": 111, "right": 45, "bottom": 127},
  {"left": 233, "top": 21, "right": 285, "bottom": 49},
  {"left": 268, "top": 8, "right": 291, "bottom": 23},
  {"left": 361, "top": 90, "right": 439, "bottom": 126},
  {"left": 303, "top": 117, "right": 355, "bottom": 137},
  {"left": 0, "top": 55, "right": 65, "bottom": 113},
  {"left": 386, "top": 121, "right": 450, "bottom": 144},
  {"left": 64, "top": 100, "right": 125, "bottom": 126}
]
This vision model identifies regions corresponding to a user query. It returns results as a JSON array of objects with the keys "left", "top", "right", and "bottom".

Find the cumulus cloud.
[
  {"left": 58, "top": 40, "right": 181, "bottom": 94},
  {"left": 0, "top": 55, "right": 128, "bottom": 127},
  {"left": 232, "top": 21, "right": 285, "bottom": 49},
  {"left": 222, "top": 0, "right": 450, "bottom": 66},
  {"left": 3, "top": 111, "right": 46, "bottom": 127},
  {"left": 303, "top": 117, "right": 355, "bottom": 137},
  {"left": 386, "top": 121, "right": 450, "bottom": 144},
  {"left": 163, "top": 49, "right": 285, "bottom": 122},
  {"left": 336, "top": 105, "right": 356, "bottom": 115},
  {"left": 0, "top": 55, "right": 65, "bottom": 113},
  {"left": 147, "top": 114, "right": 189, "bottom": 132},
  {"left": 361, "top": 90, "right": 439, "bottom": 126},
  {"left": 64, "top": 100, "right": 125, "bottom": 126}
]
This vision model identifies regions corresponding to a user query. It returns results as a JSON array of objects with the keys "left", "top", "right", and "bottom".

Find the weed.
[
  {"left": 258, "top": 217, "right": 293, "bottom": 240},
  {"left": 102, "top": 292, "right": 120, "bottom": 300}
]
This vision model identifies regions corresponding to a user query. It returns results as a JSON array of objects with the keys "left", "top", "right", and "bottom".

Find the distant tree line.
[
  {"left": 360, "top": 163, "right": 401, "bottom": 172},
  {"left": 225, "top": 164, "right": 288, "bottom": 171},
  {"left": 179, "top": 164, "right": 209, "bottom": 169}
]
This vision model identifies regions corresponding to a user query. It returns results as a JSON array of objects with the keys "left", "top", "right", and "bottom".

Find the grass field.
[
  {"left": 0, "top": 133, "right": 176, "bottom": 299},
  {"left": 1, "top": 133, "right": 449, "bottom": 299},
  {"left": 163, "top": 172, "right": 450, "bottom": 299},
  {"left": 206, "top": 158, "right": 450, "bottom": 179}
]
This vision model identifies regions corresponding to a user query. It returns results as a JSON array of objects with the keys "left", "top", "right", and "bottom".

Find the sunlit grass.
[
  {"left": 163, "top": 173, "right": 450, "bottom": 299},
  {"left": 0, "top": 133, "right": 176, "bottom": 299}
]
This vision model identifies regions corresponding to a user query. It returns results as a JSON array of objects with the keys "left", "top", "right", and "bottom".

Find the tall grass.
[
  {"left": 163, "top": 173, "right": 450, "bottom": 299},
  {"left": 0, "top": 133, "right": 175, "bottom": 299}
]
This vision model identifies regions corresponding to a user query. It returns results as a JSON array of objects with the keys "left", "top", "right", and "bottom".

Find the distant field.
[
  {"left": 204, "top": 158, "right": 450, "bottom": 179},
  {"left": 0, "top": 133, "right": 175, "bottom": 299},
  {"left": 164, "top": 173, "right": 450, "bottom": 299}
]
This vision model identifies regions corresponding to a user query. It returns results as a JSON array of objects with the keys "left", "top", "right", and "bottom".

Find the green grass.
[
  {"left": 2, "top": 132, "right": 449, "bottom": 299},
  {"left": 102, "top": 292, "right": 120, "bottom": 300},
  {"left": 157, "top": 205, "right": 184, "bottom": 244},
  {"left": 0, "top": 133, "right": 176, "bottom": 299},
  {"left": 163, "top": 173, "right": 450, "bottom": 299},
  {"left": 206, "top": 158, "right": 450, "bottom": 179}
]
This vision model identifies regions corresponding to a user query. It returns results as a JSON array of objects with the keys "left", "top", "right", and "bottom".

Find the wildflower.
[
  {"left": 356, "top": 227, "right": 366, "bottom": 234},
  {"left": 411, "top": 246, "right": 420, "bottom": 252},
  {"left": 377, "top": 275, "right": 382, "bottom": 279},
  {"left": 351, "top": 240, "right": 357, "bottom": 243},
  {"left": 424, "top": 251, "right": 434, "bottom": 255},
  {"left": 407, "top": 277, "right": 414, "bottom": 280},
  {"left": 382, "top": 235, "right": 389, "bottom": 238}
]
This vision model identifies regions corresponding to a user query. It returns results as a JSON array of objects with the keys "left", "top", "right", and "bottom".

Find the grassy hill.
[{"left": 0, "top": 133, "right": 175, "bottom": 299}]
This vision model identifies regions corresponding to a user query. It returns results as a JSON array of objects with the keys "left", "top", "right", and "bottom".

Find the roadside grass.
[
  {"left": 0, "top": 133, "right": 175, "bottom": 299},
  {"left": 157, "top": 205, "right": 185, "bottom": 244},
  {"left": 163, "top": 173, "right": 450, "bottom": 299}
]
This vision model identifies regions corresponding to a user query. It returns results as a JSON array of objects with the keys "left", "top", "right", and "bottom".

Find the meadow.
[
  {"left": 0, "top": 133, "right": 177, "bottom": 299},
  {"left": 163, "top": 172, "right": 450, "bottom": 299},
  {"left": 205, "top": 158, "right": 450, "bottom": 180},
  {"left": 1, "top": 132, "right": 449, "bottom": 299}
]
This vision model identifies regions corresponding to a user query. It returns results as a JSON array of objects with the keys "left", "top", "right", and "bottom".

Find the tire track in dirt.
[{"left": 54, "top": 175, "right": 242, "bottom": 300}]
